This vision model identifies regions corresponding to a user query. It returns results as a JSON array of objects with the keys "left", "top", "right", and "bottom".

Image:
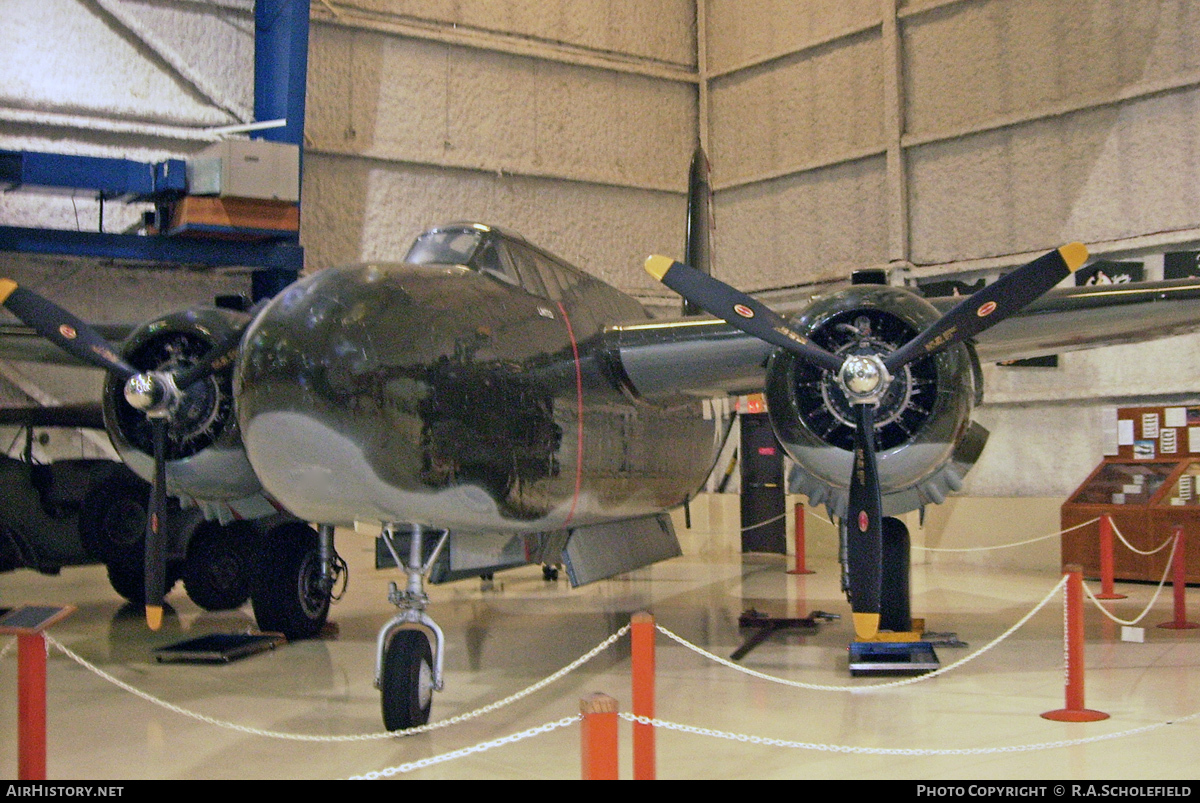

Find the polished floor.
[{"left": 2, "top": 496, "right": 1198, "bottom": 780}]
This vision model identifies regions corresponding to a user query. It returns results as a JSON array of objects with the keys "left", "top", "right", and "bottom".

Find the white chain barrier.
[
  {"left": 2, "top": 513, "right": 1194, "bottom": 775},
  {"left": 40, "top": 624, "right": 629, "bottom": 742},
  {"left": 348, "top": 715, "right": 582, "bottom": 779},
  {"left": 658, "top": 574, "right": 1067, "bottom": 692},
  {"left": 618, "top": 710, "right": 1200, "bottom": 756},
  {"left": 1083, "top": 533, "right": 1180, "bottom": 626}
]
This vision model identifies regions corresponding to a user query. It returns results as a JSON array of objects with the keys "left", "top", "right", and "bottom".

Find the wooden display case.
[{"left": 1061, "top": 405, "right": 1200, "bottom": 583}]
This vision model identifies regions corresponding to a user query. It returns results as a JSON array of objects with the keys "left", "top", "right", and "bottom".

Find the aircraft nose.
[{"left": 233, "top": 262, "right": 575, "bottom": 528}]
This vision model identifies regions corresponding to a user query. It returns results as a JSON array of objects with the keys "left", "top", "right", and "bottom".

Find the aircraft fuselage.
[{"left": 236, "top": 260, "right": 723, "bottom": 532}]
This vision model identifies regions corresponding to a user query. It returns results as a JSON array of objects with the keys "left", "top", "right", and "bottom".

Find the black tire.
[
  {"left": 381, "top": 629, "right": 434, "bottom": 731},
  {"left": 183, "top": 520, "right": 256, "bottom": 611},
  {"left": 78, "top": 465, "right": 150, "bottom": 566},
  {"left": 106, "top": 558, "right": 179, "bottom": 605},
  {"left": 879, "top": 516, "right": 912, "bottom": 633},
  {"left": 250, "top": 521, "right": 329, "bottom": 640}
]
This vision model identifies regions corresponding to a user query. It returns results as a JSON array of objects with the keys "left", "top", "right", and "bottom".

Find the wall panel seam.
[{"left": 312, "top": 3, "right": 699, "bottom": 84}]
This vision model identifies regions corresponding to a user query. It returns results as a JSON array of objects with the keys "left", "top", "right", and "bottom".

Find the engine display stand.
[{"left": 848, "top": 640, "right": 940, "bottom": 676}]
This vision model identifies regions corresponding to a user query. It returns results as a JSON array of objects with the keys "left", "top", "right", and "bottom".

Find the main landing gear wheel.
[
  {"left": 183, "top": 520, "right": 255, "bottom": 611},
  {"left": 251, "top": 521, "right": 330, "bottom": 640},
  {"left": 381, "top": 629, "right": 434, "bottom": 731},
  {"left": 879, "top": 516, "right": 912, "bottom": 633}
]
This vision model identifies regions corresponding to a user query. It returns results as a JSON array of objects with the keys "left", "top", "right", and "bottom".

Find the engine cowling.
[
  {"left": 765, "top": 284, "right": 989, "bottom": 517},
  {"left": 101, "top": 307, "right": 268, "bottom": 521}
]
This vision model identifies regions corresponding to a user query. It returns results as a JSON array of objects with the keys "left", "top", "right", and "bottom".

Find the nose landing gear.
[{"left": 375, "top": 523, "right": 450, "bottom": 731}]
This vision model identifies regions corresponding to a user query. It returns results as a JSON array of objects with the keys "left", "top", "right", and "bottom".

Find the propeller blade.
[
  {"left": 883, "top": 243, "right": 1088, "bottom": 373},
  {"left": 846, "top": 403, "right": 883, "bottom": 641},
  {"left": 144, "top": 418, "right": 169, "bottom": 630},
  {"left": 173, "top": 323, "right": 247, "bottom": 390},
  {"left": 645, "top": 256, "right": 845, "bottom": 374},
  {"left": 0, "top": 280, "right": 138, "bottom": 381}
]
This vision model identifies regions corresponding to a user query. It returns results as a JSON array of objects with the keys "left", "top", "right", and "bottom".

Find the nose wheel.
[
  {"left": 375, "top": 524, "right": 449, "bottom": 731},
  {"left": 381, "top": 629, "right": 435, "bottom": 731}
]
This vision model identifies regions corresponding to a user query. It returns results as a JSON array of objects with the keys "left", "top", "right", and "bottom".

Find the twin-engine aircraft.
[{"left": 4, "top": 149, "right": 1200, "bottom": 730}]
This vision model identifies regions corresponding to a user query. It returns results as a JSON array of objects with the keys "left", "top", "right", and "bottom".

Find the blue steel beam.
[
  {"left": 252, "top": 0, "right": 310, "bottom": 298},
  {"left": 0, "top": 226, "right": 303, "bottom": 272},
  {"left": 0, "top": 151, "right": 186, "bottom": 200},
  {"left": 254, "top": 0, "right": 310, "bottom": 149}
]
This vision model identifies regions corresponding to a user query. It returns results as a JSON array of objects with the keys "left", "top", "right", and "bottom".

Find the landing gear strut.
[{"left": 375, "top": 523, "right": 449, "bottom": 731}]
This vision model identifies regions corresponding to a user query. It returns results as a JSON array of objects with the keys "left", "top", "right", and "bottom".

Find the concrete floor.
[{"left": 1, "top": 496, "right": 1198, "bottom": 780}]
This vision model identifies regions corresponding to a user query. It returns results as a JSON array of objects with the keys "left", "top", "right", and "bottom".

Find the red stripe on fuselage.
[{"left": 556, "top": 301, "right": 584, "bottom": 525}]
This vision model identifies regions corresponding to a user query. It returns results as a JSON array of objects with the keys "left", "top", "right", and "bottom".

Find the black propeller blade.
[
  {"left": 884, "top": 243, "right": 1087, "bottom": 373},
  {"left": 0, "top": 278, "right": 253, "bottom": 631},
  {"left": 0, "top": 280, "right": 138, "bottom": 381},
  {"left": 144, "top": 418, "right": 169, "bottom": 630},
  {"left": 845, "top": 404, "right": 882, "bottom": 639},
  {"left": 646, "top": 242, "right": 1090, "bottom": 642},
  {"left": 645, "top": 256, "right": 845, "bottom": 374},
  {"left": 173, "top": 319, "right": 250, "bottom": 390}
]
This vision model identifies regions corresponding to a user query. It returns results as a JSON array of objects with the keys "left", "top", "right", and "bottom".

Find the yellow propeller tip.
[
  {"left": 644, "top": 255, "right": 675, "bottom": 282},
  {"left": 1059, "top": 242, "right": 1088, "bottom": 272},
  {"left": 146, "top": 606, "right": 164, "bottom": 631},
  {"left": 0, "top": 279, "right": 17, "bottom": 304},
  {"left": 853, "top": 612, "right": 880, "bottom": 641}
]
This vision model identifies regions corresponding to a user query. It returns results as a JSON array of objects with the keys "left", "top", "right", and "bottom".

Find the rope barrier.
[
  {"left": 913, "top": 517, "right": 1099, "bottom": 552},
  {"left": 657, "top": 574, "right": 1067, "bottom": 693},
  {"left": 3, "top": 510, "right": 1195, "bottom": 777},
  {"left": 801, "top": 511, "right": 1099, "bottom": 554},
  {"left": 740, "top": 511, "right": 788, "bottom": 532},
  {"left": 1083, "top": 535, "right": 1180, "bottom": 626},
  {"left": 39, "top": 625, "right": 629, "bottom": 742},
  {"left": 1107, "top": 518, "right": 1176, "bottom": 556}
]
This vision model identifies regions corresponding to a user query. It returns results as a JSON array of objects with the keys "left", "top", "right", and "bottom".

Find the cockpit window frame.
[{"left": 408, "top": 225, "right": 591, "bottom": 302}]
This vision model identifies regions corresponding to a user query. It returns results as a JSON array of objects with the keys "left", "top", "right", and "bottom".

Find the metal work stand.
[{"left": 731, "top": 608, "right": 839, "bottom": 661}]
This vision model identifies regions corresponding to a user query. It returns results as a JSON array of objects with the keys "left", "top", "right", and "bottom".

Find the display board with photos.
[
  {"left": 1061, "top": 405, "right": 1200, "bottom": 582},
  {"left": 1103, "top": 405, "right": 1200, "bottom": 464}
]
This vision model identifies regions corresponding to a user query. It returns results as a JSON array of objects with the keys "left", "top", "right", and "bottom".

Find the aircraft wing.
[
  {"left": 608, "top": 277, "right": 1200, "bottom": 401},
  {"left": 0, "top": 323, "right": 135, "bottom": 365},
  {"left": 948, "top": 277, "right": 1200, "bottom": 362},
  {"left": 0, "top": 401, "right": 105, "bottom": 428}
]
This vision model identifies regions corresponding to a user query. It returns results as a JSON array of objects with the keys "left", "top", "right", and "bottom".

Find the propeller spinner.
[
  {"left": 646, "top": 244, "right": 1087, "bottom": 639},
  {"left": 0, "top": 279, "right": 250, "bottom": 629}
]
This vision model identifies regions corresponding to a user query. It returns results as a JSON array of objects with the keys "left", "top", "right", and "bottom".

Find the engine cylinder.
[
  {"left": 765, "top": 285, "right": 986, "bottom": 516},
  {"left": 101, "top": 307, "right": 262, "bottom": 503}
]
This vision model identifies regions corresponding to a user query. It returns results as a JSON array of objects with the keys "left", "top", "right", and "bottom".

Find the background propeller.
[
  {"left": 646, "top": 243, "right": 1087, "bottom": 639},
  {"left": 0, "top": 278, "right": 252, "bottom": 629}
]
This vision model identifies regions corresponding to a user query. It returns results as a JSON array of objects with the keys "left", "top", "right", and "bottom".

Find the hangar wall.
[
  {"left": 2, "top": 0, "right": 1199, "bottom": 502},
  {"left": 302, "top": 0, "right": 698, "bottom": 295},
  {"left": 703, "top": 0, "right": 1200, "bottom": 498}
]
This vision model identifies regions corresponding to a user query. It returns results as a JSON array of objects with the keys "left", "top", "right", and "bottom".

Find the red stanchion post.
[
  {"left": 581, "top": 693, "right": 619, "bottom": 780},
  {"left": 1042, "top": 565, "right": 1109, "bottom": 722},
  {"left": 1158, "top": 526, "right": 1199, "bottom": 630},
  {"left": 1, "top": 605, "right": 73, "bottom": 780},
  {"left": 787, "top": 503, "right": 815, "bottom": 575},
  {"left": 1095, "top": 515, "right": 1126, "bottom": 600},
  {"left": 631, "top": 612, "right": 655, "bottom": 780},
  {"left": 17, "top": 633, "right": 48, "bottom": 780}
]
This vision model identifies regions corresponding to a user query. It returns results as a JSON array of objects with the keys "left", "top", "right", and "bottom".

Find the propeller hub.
[
  {"left": 124, "top": 372, "right": 180, "bottom": 417},
  {"left": 839, "top": 354, "right": 891, "bottom": 403}
]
